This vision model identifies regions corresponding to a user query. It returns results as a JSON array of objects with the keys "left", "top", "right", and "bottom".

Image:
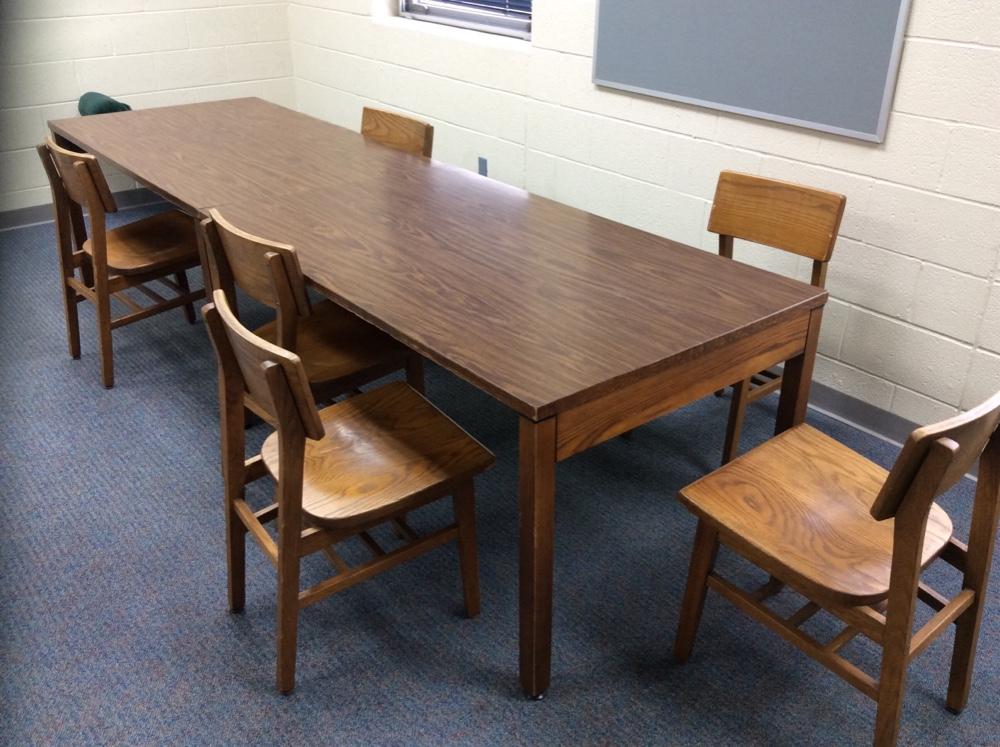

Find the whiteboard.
[{"left": 592, "top": 0, "right": 912, "bottom": 142}]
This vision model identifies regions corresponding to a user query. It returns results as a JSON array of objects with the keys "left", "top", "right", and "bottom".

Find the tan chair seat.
[
  {"left": 255, "top": 300, "right": 409, "bottom": 387},
  {"left": 261, "top": 381, "right": 494, "bottom": 530},
  {"left": 679, "top": 424, "right": 953, "bottom": 606},
  {"left": 84, "top": 210, "right": 199, "bottom": 275}
]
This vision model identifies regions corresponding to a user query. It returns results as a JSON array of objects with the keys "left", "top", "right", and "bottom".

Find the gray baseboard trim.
[
  {"left": 808, "top": 380, "right": 914, "bottom": 448},
  {"left": 0, "top": 188, "right": 164, "bottom": 231},
  {"left": 808, "top": 380, "right": 978, "bottom": 480}
]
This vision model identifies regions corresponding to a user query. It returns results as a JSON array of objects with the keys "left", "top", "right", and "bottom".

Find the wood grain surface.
[
  {"left": 50, "top": 98, "right": 825, "bottom": 419},
  {"left": 679, "top": 424, "right": 954, "bottom": 605},
  {"left": 260, "top": 381, "right": 494, "bottom": 529}
]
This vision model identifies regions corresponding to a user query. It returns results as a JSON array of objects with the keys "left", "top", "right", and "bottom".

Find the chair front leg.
[
  {"left": 453, "top": 480, "right": 480, "bottom": 618},
  {"left": 226, "top": 505, "right": 247, "bottom": 613},
  {"left": 62, "top": 273, "right": 81, "bottom": 360},
  {"left": 674, "top": 519, "right": 719, "bottom": 663},
  {"left": 95, "top": 282, "right": 114, "bottom": 388},
  {"left": 175, "top": 270, "right": 197, "bottom": 324},
  {"left": 276, "top": 550, "right": 301, "bottom": 694}
]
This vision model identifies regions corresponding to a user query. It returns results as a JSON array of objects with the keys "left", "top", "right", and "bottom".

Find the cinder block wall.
[
  {"left": 0, "top": 0, "right": 294, "bottom": 211},
  {"left": 289, "top": 0, "right": 1000, "bottom": 424},
  {"left": 2, "top": 0, "right": 998, "bottom": 425}
]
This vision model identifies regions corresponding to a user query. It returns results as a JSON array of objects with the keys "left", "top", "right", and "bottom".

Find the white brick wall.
[
  {"left": 2, "top": 0, "right": 999, "bottom": 424},
  {"left": 0, "top": 0, "right": 293, "bottom": 212}
]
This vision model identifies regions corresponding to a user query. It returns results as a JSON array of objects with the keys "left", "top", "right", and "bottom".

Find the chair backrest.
[
  {"left": 37, "top": 135, "right": 118, "bottom": 215},
  {"left": 872, "top": 390, "right": 1000, "bottom": 522},
  {"left": 199, "top": 209, "right": 311, "bottom": 349},
  {"left": 202, "top": 289, "right": 323, "bottom": 441},
  {"left": 708, "top": 171, "right": 846, "bottom": 287},
  {"left": 361, "top": 107, "right": 434, "bottom": 158}
]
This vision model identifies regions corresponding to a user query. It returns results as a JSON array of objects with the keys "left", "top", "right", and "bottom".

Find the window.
[{"left": 400, "top": 1, "right": 531, "bottom": 40}]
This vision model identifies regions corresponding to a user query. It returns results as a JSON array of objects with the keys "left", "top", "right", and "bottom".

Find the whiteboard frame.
[{"left": 591, "top": 0, "right": 913, "bottom": 143}]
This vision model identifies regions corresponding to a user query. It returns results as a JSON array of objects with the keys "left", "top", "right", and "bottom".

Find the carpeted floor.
[{"left": 1, "top": 204, "right": 997, "bottom": 746}]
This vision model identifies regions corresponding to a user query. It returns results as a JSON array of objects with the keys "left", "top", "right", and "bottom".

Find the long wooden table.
[{"left": 50, "top": 98, "right": 826, "bottom": 698}]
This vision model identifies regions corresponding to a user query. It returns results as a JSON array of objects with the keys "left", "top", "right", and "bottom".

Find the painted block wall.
[
  {"left": 0, "top": 0, "right": 294, "bottom": 213},
  {"left": 289, "top": 0, "right": 1000, "bottom": 425}
]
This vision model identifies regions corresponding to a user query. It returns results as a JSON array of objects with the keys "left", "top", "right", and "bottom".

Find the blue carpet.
[{"left": 1, "top": 204, "right": 997, "bottom": 746}]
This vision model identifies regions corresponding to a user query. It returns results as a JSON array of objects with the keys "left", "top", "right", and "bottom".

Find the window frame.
[{"left": 399, "top": 1, "right": 531, "bottom": 41}]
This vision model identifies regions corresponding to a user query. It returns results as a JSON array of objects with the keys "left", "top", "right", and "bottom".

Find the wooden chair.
[
  {"left": 202, "top": 289, "right": 494, "bottom": 693},
  {"left": 199, "top": 209, "right": 424, "bottom": 403},
  {"left": 361, "top": 107, "right": 434, "bottom": 157},
  {"left": 674, "top": 390, "right": 1000, "bottom": 746},
  {"left": 709, "top": 171, "right": 846, "bottom": 462},
  {"left": 37, "top": 136, "right": 203, "bottom": 387}
]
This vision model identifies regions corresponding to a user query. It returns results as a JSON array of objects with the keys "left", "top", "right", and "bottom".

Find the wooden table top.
[{"left": 50, "top": 98, "right": 826, "bottom": 419}]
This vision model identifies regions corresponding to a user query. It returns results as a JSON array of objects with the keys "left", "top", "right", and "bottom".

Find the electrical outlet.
[{"left": 478, "top": 157, "right": 488, "bottom": 177}]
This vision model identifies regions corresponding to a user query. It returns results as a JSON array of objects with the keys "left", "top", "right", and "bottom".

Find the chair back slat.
[
  {"left": 203, "top": 290, "right": 323, "bottom": 441},
  {"left": 203, "top": 209, "right": 311, "bottom": 317},
  {"left": 872, "top": 390, "right": 1000, "bottom": 521},
  {"left": 40, "top": 136, "right": 117, "bottom": 214},
  {"left": 709, "top": 171, "right": 845, "bottom": 263},
  {"left": 361, "top": 107, "right": 434, "bottom": 158}
]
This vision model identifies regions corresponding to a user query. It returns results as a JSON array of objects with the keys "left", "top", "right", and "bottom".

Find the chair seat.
[
  {"left": 260, "top": 381, "right": 494, "bottom": 529},
  {"left": 84, "top": 209, "right": 199, "bottom": 275},
  {"left": 679, "top": 424, "right": 953, "bottom": 606},
  {"left": 255, "top": 300, "right": 409, "bottom": 390}
]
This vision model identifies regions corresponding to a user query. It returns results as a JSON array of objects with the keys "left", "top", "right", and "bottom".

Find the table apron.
[{"left": 554, "top": 311, "right": 811, "bottom": 461}]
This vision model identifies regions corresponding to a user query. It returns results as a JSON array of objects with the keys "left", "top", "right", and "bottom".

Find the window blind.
[{"left": 400, "top": 0, "right": 531, "bottom": 39}]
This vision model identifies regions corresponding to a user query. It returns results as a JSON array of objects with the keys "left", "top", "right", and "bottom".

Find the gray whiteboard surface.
[{"left": 593, "top": 1, "right": 911, "bottom": 142}]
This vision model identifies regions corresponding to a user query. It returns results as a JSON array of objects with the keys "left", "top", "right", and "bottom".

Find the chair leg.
[
  {"left": 62, "top": 278, "right": 81, "bottom": 359},
  {"left": 946, "top": 595, "right": 986, "bottom": 713},
  {"left": 227, "top": 507, "right": 247, "bottom": 613},
  {"left": 454, "top": 481, "right": 481, "bottom": 618},
  {"left": 96, "top": 289, "right": 114, "bottom": 388},
  {"left": 722, "top": 379, "right": 750, "bottom": 464},
  {"left": 276, "top": 553, "right": 301, "bottom": 694},
  {"left": 674, "top": 519, "right": 719, "bottom": 664},
  {"left": 175, "top": 270, "right": 197, "bottom": 324},
  {"left": 406, "top": 354, "right": 425, "bottom": 394},
  {"left": 874, "top": 588, "right": 919, "bottom": 747},
  {"left": 874, "top": 643, "right": 910, "bottom": 746}
]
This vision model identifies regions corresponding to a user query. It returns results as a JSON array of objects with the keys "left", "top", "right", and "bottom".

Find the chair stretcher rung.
[
  {"left": 322, "top": 546, "right": 351, "bottom": 574},
  {"left": 299, "top": 525, "right": 458, "bottom": 609},
  {"left": 909, "top": 589, "right": 976, "bottom": 661},
  {"left": 917, "top": 582, "right": 949, "bottom": 612},
  {"left": 135, "top": 283, "right": 166, "bottom": 304},
  {"left": 359, "top": 531, "right": 386, "bottom": 557},
  {"left": 824, "top": 626, "right": 861, "bottom": 654},
  {"left": 751, "top": 577, "right": 784, "bottom": 601},
  {"left": 786, "top": 601, "right": 820, "bottom": 628},
  {"left": 233, "top": 499, "right": 277, "bottom": 566},
  {"left": 708, "top": 573, "right": 878, "bottom": 700}
]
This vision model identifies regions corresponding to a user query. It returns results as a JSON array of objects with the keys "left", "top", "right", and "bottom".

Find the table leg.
[
  {"left": 775, "top": 306, "right": 823, "bottom": 433},
  {"left": 519, "top": 415, "right": 557, "bottom": 699}
]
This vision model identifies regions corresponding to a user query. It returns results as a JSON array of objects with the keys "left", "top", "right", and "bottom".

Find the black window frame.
[{"left": 399, "top": 1, "right": 531, "bottom": 41}]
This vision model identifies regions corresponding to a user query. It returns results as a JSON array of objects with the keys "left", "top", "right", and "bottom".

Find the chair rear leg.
[
  {"left": 674, "top": 519, "right": 719, "bottom": 663},
  {"left": 175, "top": 270, "right": 197, "bottom": 324},
  {"left": 406, "top": 354, "right": 425, "bottom": 394},
  {"left": 722, "top": 378, "right": 750, "bottom": 464},
  {"left": 276, "top": 553, "right": 301, "bottom": 694},
  {"left": 453, "top": 481, "right": 481, "bottom": 618},
  {"left": 946, "top": 594, "right": 986, "bottom": 713}
]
